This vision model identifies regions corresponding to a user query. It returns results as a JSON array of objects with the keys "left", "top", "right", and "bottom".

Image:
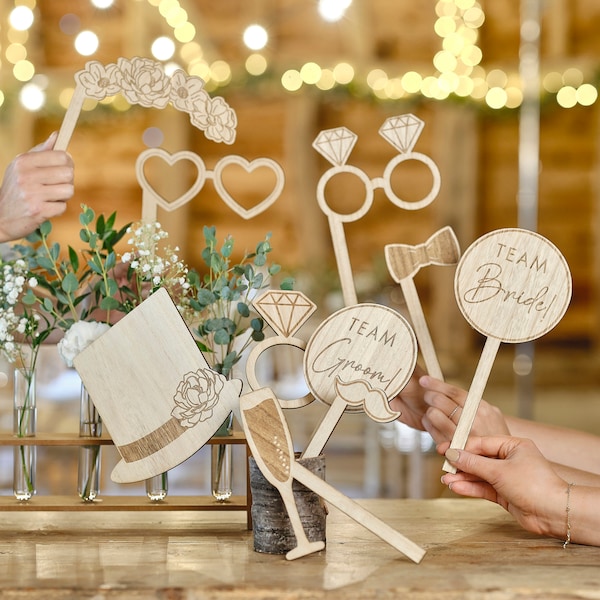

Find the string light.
[{"left": 5, "top": 0, "right": 599, "bottom": 113}]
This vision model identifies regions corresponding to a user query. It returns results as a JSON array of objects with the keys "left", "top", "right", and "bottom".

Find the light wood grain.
[
  {"left": 240, "top": 388, "right": 425, "bottom": 563},
  {"left": 73, "top": 288, "right": 242, "bottom": 483},
  {"left": 444, "top": 228, "right": 572, "bottom": 472}
]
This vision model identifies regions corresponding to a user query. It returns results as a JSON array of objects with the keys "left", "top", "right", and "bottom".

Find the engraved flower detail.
[
  {"left": 190, "top": 96, "right": 237, "bottom": 145},
  {"left": 169, "top": 69, "right": 208, "bottom": 113},
  {"left": 171, "top": 368, "right": 225, "bottom": 428},
  {"left": 117, "top": 57, "right": 171, "bottom": 109},
  {"left": 76, "top": 61, "right": 121, "bottom": 100}
]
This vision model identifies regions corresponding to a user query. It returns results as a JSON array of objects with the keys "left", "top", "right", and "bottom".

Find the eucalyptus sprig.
[
  {"left": 188, "top": 225, "right": 293, "bottom": 377},
  {"left": 16, "top": 204, "right": 130, "bottom": 331}
]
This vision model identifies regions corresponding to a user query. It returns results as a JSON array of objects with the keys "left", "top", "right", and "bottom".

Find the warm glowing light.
[
  {"left": 464, "top": 6, "right": 485, "bottom": 28},
  {"left": 5, "top": 43, "right": 27, "bottom": 64},
  {"left": 401, "top": 71, "right": 422, "bottom": 94},
  {"left": 243, "top": 24, "right": 268, "bottom": 51},
  {"left": 562, "top": 67, "right": 584, "bottom": 87},
  {"left": 13, "top": 60, "right": 35, "bottom": 82},
  {"left": 19, "top": 83, "right": 45, "bottom": 111},
  {"left": 317, "top": 69, "right": 336, "bottom": 90},
  {"left": 576, "top": 83, "right": 598, "bottom": 106},
  {"left": 180, "top": 42, "right": 202, "bottom": 63},
  {"left": 0, "top": 91, "right": 5, "bottom": 108},
  {"left": 556, "top": 86, "right": 577, "bottom": 108},
  {"left": 151, "top": 36, "right": 175, "bottom": 60},
  {"left": 434, "top": 16, "right": 457, "bottom": 37},
  {"left": 210, "top": 60, "right": 231, "bottom": 84},
  {"left": 245, "top": 53, "right": 267, "bottom": 76},
  {"left": 9, "top": 6, "right": 34, "bottom": 31},
  {"left": 188, "top": 60, "right": 210, "bottom": 80},
  {"left": 505, "top": 86, "right": 523, "bottom": 108},
  {"left": 166, "top": 7, "right": 188, "bottom": 28},
  {"left": 58, "top": 88, "right": 75, "bottom": 109},
  {"left": 542, "top": 71, "right": 563, "bottom": 93},
  {"left": 75, "top": 30, "right": 99, "bottom": 56},
  {"left": 333, "top": 62, "right": 354, "bottom": 84},
  {"left": 486, "top": 68, "right": 508, "bottom": 88},
  {"left": 366, "top": 68, "right": 387, "bottom": 90},
  {"left": 486, "top": 86, "right": 507, "bottom": 109},
  {"left": 433, "top": 50, "right": 457, "bottom": 72},
  {"left": 91, "top": 0, "right": 115, "bottom": 8},
  {"left": 301, "top": 62, "right": 322, "bottom": 84},
  {"left": 318, "top": 0, "right": 352, "bottom": 23},
  {"left": 281, "top": 69, "right": 302, "bottom": 92},
  {"left": 174, "top": 22, "right": 195, "bottom": 43}
]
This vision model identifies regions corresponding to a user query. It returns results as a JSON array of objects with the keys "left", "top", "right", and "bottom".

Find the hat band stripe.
[{"left": 117, "top": 417, "right": 188, "bottom": 463}]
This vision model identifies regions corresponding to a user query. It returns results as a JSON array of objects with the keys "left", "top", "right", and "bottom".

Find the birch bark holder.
[
  {"left": 240, "top": 387, "right": 426, "bottom": 563},
  {"left": 443, "top": 228, "right": 572, "bottom": 473},
  {"left": 301, "top": 303, "right": 417, "bottom": 459},
  {"left": 384, "top": 226, "right": 461, "bottom": 381}
]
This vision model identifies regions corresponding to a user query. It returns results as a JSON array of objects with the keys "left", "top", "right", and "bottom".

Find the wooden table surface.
[{"left": 1, "top": 498, "right": 599, "bottom": 599}]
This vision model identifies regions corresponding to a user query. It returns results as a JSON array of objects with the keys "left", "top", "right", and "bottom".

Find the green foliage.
[
  {"left": 14, "top": 204, "right": 131, "bottom": 331},
  {"left": 189, "top": 225, "right": 294, "bottom": 377}
]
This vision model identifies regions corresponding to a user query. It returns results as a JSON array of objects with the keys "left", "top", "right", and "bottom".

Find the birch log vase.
[{"left": 249, "top": 453, "right": 327, "bottom": 554}]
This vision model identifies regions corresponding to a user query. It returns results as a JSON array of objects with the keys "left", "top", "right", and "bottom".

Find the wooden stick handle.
[
  {"left": 442, "top": 336, "right": 501, "bottom": 473},
  {"left": 301, "top": 395, "right": 347, "bottom": 459},
  {"left": 291, "top": 462, "right": 426, "bottom": 563},
  {"left": 400, "top": 278, "right": 443, "bottom": 380},
  {"left": 54, "top": 86, "right": 86, "bottom": 151},
  {"left": 327, "top": 216, "right": 357, "bottom": 306}
]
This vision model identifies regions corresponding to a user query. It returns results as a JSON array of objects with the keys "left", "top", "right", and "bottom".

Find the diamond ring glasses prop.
[
  {"left": 245, "top": 290, "right": 317, "bottom": 409},
  {"left": 301, "top": 303, "right": 417, "bottom": 459},
  {"left": 443, "top": 228, "right": 572, "bottom": 473},
  {"left": 313, "top": 114, "right": 441, "bottom": 306},
  {"left": 240, "top": 387, "right": 426, "bottom": 563},
  {"left": 385, "top": 226, "right": 461, "bottom": 380},
  {"left": 54, "top": 57, "right": 284, "bottom": 222}
]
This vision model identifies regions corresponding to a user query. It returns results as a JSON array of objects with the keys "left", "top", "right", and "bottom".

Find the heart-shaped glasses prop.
[
  {"left": 301, "top": 303, "right": 417, "bottom": 459},
  {"left": 136, "top": 150, "right": 284, "bottom": 222},
  {"left": 385, "top": 226, "right": 461, "bottom": 380},
  {"left": 240, "top": 387, "right": 426, "bottom": 563},
  {"left": 443, "top": 228, "right": 572, "bottom": 473},
  {"left": 313, "top": 115, "right": 441, "bottom": 307}
]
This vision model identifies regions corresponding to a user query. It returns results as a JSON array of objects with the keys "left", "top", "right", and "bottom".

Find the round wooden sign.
[
  {"left": 303, "top": 303, "right": 417, "bottom": 413},
  {"left": 454, "top": 228, "right": 572, "bottom": 343}
]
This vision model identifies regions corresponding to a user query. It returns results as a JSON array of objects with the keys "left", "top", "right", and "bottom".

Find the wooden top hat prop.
[
  {"left": 73, "top": 288, "right": 243, "bottom": 483},
  {"left": 444, "top": 228, "right": 572, "bottom": 472}
]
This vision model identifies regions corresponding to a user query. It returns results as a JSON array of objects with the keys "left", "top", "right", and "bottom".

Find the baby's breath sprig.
[{"left": 119, "top": 219, "right": 192, "bottom": 315}]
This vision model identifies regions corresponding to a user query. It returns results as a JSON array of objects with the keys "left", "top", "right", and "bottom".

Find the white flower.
[
  {"left": 57, "top": 321, "right": 111, "bottom": 367},
  {"left": 28, "top": 277, "right": 37, "bottom": 288}
]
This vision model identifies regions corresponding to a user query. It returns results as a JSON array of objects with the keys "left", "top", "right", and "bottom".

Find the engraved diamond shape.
[
  {"left": 312, "top": 127, "right": 358, "bottom": 166},
  {"left": 379, "top": 114, "right": 424, "bottom": 153},
  {"left": 253, "top": 290, "right": 316, "bottom": 337}
]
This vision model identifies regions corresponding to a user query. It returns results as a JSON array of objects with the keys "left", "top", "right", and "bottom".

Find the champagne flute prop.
[
  {"left": 240, "top": 388, "right": 426, "bottom": 563},
  {"left": 384, "top": 226, "right": 461, "bottom": 381},
  {"left": 443, "top": 228, "right": 572, "bottom": 473},
  {"left": 301, "top": 303, "right": 417, "bottom": 459},
  {"left": 240, "top": 387, "right": 325, "bottom": 560}
]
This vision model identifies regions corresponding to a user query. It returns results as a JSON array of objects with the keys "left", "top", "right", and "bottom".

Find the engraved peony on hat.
[{"left": 73, "top": 288, "right": 242, "bottom": 483}]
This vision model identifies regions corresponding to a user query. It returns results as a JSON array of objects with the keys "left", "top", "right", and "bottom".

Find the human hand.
[
  {"left": 0, "top": 132, "right": 74, "bottom": 242},
  {"left": 419, "top": 375, "right": 509, "bottom": 444},
  {"left": 440, "top": 436, "right": 568, "bottom": 540},
  {"left": 389, "top": 363, "right": 429, "bottom": 431}
]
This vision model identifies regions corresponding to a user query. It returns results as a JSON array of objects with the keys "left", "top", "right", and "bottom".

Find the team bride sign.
[{"left": 444, "top": 228, "right": 572, "bottom": 472}]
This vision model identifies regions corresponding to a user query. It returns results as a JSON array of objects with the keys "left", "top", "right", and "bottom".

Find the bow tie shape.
[{"left": 385, "top": 226, "right": 461, "bottom": 281}]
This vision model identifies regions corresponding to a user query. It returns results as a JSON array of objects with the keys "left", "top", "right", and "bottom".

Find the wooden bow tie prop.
[{"left": 385, "top": 226, "right": 460, "bottom": 380}]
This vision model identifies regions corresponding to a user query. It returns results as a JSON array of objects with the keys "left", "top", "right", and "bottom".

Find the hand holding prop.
[
  {"left": 385, "top": 226, "right": 460, "bottom": 380},
  {"left": 240, "top": 387, "right": 426, "bottom": 563},
  {"left": 301, "top": 303, "right": 417, "bottom": 459},
  {"left": 443, "top": 228, "right": 572, "bottom": 472}
]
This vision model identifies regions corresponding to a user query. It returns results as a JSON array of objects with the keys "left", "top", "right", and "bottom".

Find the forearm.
[{"left": 506, "top": 416, "right": 600, "bottom": 475}]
